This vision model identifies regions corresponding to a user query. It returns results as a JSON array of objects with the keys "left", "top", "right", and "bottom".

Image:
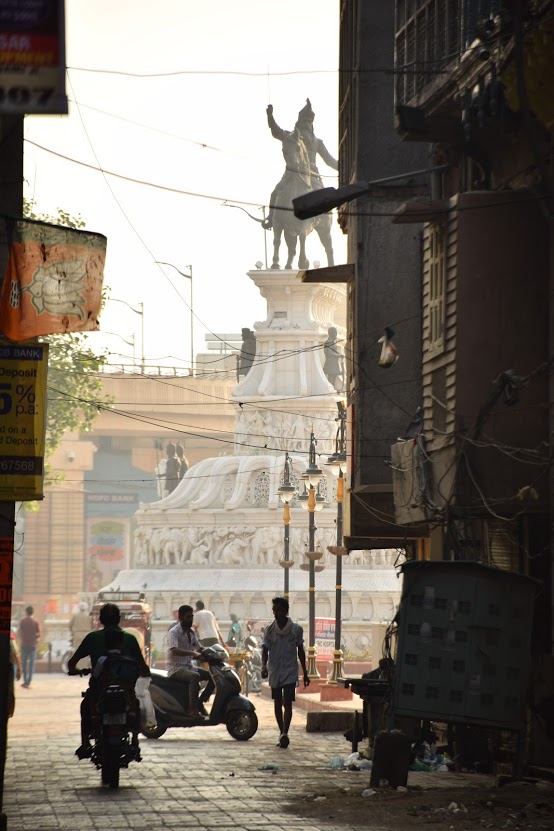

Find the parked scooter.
[
  {"left": 69, "top": 659, "right": 141, "bottom": 789},
  {"left": 242, "top": 631, "right": 263, "bottom": 694},
  {"left": 141, "top": 644, "right": 258, "bottom": 741}
]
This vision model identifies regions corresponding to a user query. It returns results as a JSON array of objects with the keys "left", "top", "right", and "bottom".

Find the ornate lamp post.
[
  {"left": 326, "top": 401, "right": 348, "bottom": 685},
  {"left": 277, "top": 452, "right": 296, "bottom": 599},
  {"left": 299, "top": 428, "right": 324, "bottom": 679}
]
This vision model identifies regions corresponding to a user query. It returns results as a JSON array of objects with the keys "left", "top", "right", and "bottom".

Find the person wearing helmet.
[
  {"left": 68, "top": 602, "right": 149, "bottom": 759},
  {"left": 261, "top": 597, "right": 309, "bottom": 749}
]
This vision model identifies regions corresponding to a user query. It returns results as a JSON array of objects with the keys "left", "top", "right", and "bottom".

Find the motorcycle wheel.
[
  {"left": 140, "top": 718, "right": 167, "bottom": 739},
  {"left": 226, "top": 709, "right": 258, "bottom": 741},
  {"left": 101, "top": 747, "right": 120, "bottom": 789}
]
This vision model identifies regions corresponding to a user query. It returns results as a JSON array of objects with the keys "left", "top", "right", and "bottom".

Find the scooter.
[
  {"left": 69, "top": 660, "right": 141, "bottom": 790},
  {"left": 242, "top": 632, "right": 263, "bottom": 694},
  {"left": 140, "top": 644, "right": 258, "bottom": 741}
]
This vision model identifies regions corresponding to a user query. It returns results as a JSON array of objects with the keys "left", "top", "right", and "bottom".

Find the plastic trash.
[
  {"left": 328, "top": 756, "right": 346, "bottom": 769},
  {"left": 437, "top": 764, "right": 450, "bottom": 772},
  {"left": 362, "top": 788, "right": 376, "bottom": 797},
  {"left": 258, "top": 764, "right": 282, "bottom": 771},
  {"left": 410, "top": 760, "right": 433, "bottom": 772},
  {"left": 345, "top": 752, "right": 372, "bottom": 770},
  {"left": 135, "top": 676, "right": 156, "bottom": 729}
]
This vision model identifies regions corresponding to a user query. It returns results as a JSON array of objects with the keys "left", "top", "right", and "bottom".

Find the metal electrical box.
[{"left": 392, "top": 561, "right": 537, "bottom": 730}]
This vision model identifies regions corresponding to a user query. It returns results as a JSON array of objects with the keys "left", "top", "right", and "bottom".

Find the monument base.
[{"left": 320, "top": 683, "right": 354, "bottom": 702}]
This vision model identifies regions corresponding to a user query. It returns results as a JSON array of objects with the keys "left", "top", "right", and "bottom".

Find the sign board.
[
  {"left": 0, "top": 0, "right": 67, "bottom": 115},
  {"left": 315, "top": 616, "right": 335, "bottom": 661},
  {"left": 0, "top": 340, "right": 48, "bottom": 500},
  {"left": 85, "top": 517, "right": 130, "bottom": 592}
]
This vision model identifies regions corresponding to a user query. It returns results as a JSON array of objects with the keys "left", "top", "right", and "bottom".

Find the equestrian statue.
[{"left": 263, "top": 99, "right": 336, "bottom": 270}]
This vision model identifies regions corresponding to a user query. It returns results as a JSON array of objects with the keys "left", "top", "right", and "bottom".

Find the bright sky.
[{"left": 23, "top": 0, "right": 345, "bottom": 370}]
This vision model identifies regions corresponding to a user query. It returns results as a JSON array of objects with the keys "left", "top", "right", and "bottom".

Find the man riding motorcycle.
[{"left": 67, "top": 602, "right": 150, "bottom": 759}]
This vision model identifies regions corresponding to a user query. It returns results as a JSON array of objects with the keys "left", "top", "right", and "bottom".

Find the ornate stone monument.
[{"left": 102, "top": 269, "right": 402, "bottom": 659}]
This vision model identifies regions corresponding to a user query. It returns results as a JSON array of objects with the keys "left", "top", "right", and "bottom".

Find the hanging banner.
[
  {"left": 0, "top": 217, "right": 107, "bottom": 341},
  {"left": 0, "top": 0, "right": 67, "bottom": 115},
  {"left": 0, "top": 536, "right": 13, "bottom": 632},
  {"left": 315, "top": 616, "right": 335, "bottom": 660},
  {"left": 0, "top": 340, "right": 48, "bottom": 500}
]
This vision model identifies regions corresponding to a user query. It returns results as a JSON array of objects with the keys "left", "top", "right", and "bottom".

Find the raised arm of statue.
[
  {"left": 316, "top": 138, "right": 339, "bottom": 171},
  {"left": 266, "top": 104, "right": 287, "bottom": 141}
]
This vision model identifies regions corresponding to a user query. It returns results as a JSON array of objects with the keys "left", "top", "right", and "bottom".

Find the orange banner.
[{"left": 0, "top": 218, "right": 107, "bottom": 341}]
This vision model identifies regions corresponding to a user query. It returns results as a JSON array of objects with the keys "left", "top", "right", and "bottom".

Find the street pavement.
[
  {"left": 4, "top": 674, "right": 371, "bottom": 831},
  {"left": 4, "top": 674, "right": 529, "bottom": 831}
]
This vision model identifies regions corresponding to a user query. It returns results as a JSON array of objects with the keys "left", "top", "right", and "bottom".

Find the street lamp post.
[
  {"left": 109, "top": 298, "right": 145, "bottom": 372},
  {"left": 277, "top": 451, "right": 296, "bottom": 599},
  {"left": 155, "top": 261, "right": 194, "bottom": 372},
  {"left": 326, "top": 401, "right": 348, "bottom": 685},
  {"left": 299, "top": 428, "right": 324, "bottom": 679}
]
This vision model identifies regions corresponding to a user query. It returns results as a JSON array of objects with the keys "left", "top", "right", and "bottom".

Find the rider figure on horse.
[{"left": 263, "top": 99, "right": 338, "bottom": 231}]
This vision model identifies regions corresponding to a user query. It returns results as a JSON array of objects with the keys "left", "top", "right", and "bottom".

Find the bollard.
[{"left": 369, "top": 729, "right": 411, "bottom": 789}]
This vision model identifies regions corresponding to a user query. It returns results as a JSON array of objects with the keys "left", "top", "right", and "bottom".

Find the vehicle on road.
[
  {"left": 141, "top": 644, "right": 258, "bottom": 741},
  {"left": 242, "top": 631, "right": 263, "bottom": 694},
  {"left": 69, "top": 659, "right": 142, "bottom": 789}
]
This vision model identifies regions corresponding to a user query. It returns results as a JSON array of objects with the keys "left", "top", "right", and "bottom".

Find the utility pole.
[{"left": 0, "top": 113, "right": 24, "bottom": 831}]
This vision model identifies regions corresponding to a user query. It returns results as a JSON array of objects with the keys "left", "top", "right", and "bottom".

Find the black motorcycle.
[
  {"left": 69, "top": 659, "right": 141, "bottom": 789},
  {"left": 242, "top": 632, "right": 263, "bottom": 694},
  {"left": 141, "top": 644, "right": 258, "bottom": 741}
]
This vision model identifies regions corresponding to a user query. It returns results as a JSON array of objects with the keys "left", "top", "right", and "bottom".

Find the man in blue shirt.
[{"left": 261, "top": 596, "right": 309, "bottom": 748}]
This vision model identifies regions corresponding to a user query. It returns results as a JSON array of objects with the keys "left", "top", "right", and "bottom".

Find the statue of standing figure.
[
  {"left": 237, "top": 328, "right": 256, "bottom": 380},
  {"left": 263, "top": 100, "right": 336, "bottom": 270},
  {"left": 323, "top": 327, "right": 345, "bottom": 391}
]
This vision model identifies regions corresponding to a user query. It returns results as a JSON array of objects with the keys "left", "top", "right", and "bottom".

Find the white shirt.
[
  {"left": 166, "top": 623, "right": 201, "bottom": 676},
  {"left": 193, "top": 609, "right": 219, "bottom": 641}
]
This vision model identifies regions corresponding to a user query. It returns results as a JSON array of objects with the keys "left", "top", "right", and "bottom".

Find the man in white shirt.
[
  {"left": 261, "top": 596, "right": 309, "bottom": 749},
  {"left": 166, "top": 605, "right": 212, "bottom": 718},
  {"left": 193, "top": 600, "right": 224, "bottom": 648}
]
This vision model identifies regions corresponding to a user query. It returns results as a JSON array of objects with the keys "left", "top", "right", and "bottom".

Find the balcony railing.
[{"left": 394, "top": 0, "right": 503, "bottom": 105}]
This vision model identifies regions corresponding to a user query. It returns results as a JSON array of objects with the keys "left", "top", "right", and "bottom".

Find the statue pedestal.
[{"left": 320, "top": 683, "right": 353, "bottom": 702}]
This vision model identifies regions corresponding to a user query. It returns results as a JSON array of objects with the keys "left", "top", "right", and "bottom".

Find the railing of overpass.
[{"left": 98, "top": 363, "right": 238, "bottom": 379}]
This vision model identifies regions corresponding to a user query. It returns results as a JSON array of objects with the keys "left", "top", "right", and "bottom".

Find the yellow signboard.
[{"left": 0, "top": 340, "right": 48, "bottom": 500}]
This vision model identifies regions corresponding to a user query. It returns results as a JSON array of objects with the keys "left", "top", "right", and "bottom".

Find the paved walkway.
[{"left": 3, "top": 674, "right": 498, "bottom": 831}]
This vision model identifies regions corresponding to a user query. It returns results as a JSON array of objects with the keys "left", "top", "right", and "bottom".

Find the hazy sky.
[{"left": 24, "top": 0, "right": 346, "bottom": 369}]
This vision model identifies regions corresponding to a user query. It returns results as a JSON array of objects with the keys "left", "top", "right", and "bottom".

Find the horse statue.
[{"left": 268, "top": 129, "right": 334, "bottom": 270}]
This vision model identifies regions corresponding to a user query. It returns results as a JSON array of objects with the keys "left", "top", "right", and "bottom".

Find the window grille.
[
  {"left": 394, "top": 1, "right": 501, "bottom": 105},
  {"left": 428, "top": 223, "right": 446, "bottom": 352}
]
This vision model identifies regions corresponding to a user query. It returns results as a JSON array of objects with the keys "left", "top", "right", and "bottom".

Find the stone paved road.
[
  {"left": 9, "top": 674, "right": 538, "bottom": 831},
  {"left": 4, "top": 674, "right": 375, "bottom": 831}
]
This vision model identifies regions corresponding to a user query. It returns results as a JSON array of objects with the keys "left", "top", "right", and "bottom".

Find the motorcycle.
[
  {"left": 140, "top": 644, "right": 258, "bottom": 741},
  {"left": 242, "top": 632, "right": 263, "bottom": 695},
  {"left": 69, "top": 658, "right": 141, "bottom": 789}
]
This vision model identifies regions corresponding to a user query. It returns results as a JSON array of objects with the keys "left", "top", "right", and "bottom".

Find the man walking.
[
  {"left": 166, "top": 605, "right": 213, "bottom": 718},
  {"left": 261, "top": 596, "right": 309, "bottom": 748},
  {"left": 18, "top": 605, "right": 41, "bottom": 689},
  {"left": 193, "top": 600, "right": 223, "bottom": 648}
]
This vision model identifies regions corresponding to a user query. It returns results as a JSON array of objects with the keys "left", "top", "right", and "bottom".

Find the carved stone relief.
[{"left": 234, "top": 409, "right": 336, "bottom": 455}]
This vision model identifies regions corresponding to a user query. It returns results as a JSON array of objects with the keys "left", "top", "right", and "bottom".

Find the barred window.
[{"left": 428, "top": 223, "right": 446, "bottom": 352}]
